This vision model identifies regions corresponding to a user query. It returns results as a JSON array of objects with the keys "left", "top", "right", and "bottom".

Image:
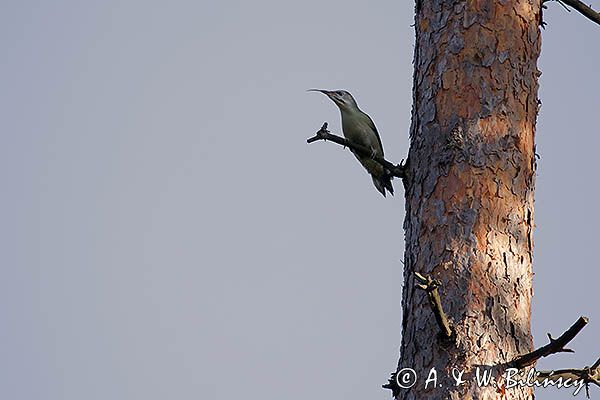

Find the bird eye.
[{"left": 337, "top": 91, "right": 344, "bottom": 96}]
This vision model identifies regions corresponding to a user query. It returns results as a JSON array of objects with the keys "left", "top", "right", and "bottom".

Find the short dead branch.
[
  {"left": 382, "top": 371, "right": 401, "bottom": 398},
  {"left": 543, "top": 0, "right": 600, "bottom": 26},
  {"left": 307, "top": 122, "right": 406, "bottom": 180},
  {"left": 414, "top": 272, "right": 455, "bottom": 344},
  {"left": 536, "top": 357, "right": 600, "bottom": 398},
  {"left": 509, "top": 316, "right": 589, "bottom": 369}
]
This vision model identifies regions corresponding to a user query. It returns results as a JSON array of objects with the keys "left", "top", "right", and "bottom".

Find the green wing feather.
[{"left": 365, "top": 113, "right": 384, "bottom": 154}]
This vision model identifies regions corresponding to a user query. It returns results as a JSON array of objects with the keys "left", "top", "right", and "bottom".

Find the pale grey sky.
[{"left": 0, "top": 1, "right": 598, "bottom": 399}]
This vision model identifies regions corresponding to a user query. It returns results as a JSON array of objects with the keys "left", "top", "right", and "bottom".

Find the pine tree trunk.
[{"left": 398, "top": 1, "right": 541, "bottom": 399}]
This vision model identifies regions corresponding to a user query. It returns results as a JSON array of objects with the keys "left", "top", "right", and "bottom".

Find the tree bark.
[{"left": 398, "top": 1, "right": 541, "bottom": 399}]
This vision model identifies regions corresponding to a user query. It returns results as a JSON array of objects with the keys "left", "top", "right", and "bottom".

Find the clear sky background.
[{"left": 1, "top": 1, "right": 598, "bottom": 399}]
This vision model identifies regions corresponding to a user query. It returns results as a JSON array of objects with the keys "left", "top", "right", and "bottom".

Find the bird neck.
[{"left": 339, "top": 105, "right": 364, "bottom": 119}]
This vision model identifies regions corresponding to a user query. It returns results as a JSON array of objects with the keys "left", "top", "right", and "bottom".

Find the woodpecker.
[{"left": 309, "top": 89, "right": 394, "bottom": 197}]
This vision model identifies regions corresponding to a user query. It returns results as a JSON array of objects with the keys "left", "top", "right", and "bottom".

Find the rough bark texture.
[{"left": 398, "top": 1, "right": 541, "bottom": 399}]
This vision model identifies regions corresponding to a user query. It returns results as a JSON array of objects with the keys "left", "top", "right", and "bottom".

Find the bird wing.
[{"left": 366, "top": 114, "right": 384, "bottom": 154}]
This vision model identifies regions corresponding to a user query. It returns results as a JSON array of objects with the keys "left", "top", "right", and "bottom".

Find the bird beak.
[
  {"left": 307, "top": 88, "right": 330, "bottom": 95},
  {"left": 307, "top": 89, "right": 335, "bottom": 100}
]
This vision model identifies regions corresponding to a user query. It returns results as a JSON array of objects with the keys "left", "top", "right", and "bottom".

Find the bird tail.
[{"left": 372, "top": 175, "right": 394, "bottom": 197}]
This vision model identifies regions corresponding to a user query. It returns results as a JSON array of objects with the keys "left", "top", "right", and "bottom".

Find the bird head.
[{"left": 308, "top": 89, "right": 358, "bottom": 111}]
